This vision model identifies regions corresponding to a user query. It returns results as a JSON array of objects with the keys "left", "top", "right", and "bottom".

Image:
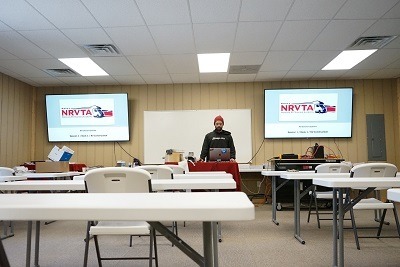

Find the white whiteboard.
[{"left": 144, "top": 109, "right": 252, "bottom": 164}]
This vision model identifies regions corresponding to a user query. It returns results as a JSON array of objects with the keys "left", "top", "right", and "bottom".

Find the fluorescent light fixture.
[
  {"left": 58, "top": 58, "right": 108, "bottom": 76},
  {"left": 322, "top": 49, "right": 377, "bottom": 70},
  {"left": 197, "top": 53, "right": 230, "bottom": 73}
]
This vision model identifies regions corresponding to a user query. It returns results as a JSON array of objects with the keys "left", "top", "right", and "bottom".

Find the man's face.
[{"left": 214, "top": 121, "right": 224, "bottom": 132}]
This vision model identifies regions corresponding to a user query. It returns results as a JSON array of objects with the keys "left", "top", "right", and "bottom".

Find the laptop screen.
[{"left": 208, "top": 148, "right": 230, "bottom": 162}]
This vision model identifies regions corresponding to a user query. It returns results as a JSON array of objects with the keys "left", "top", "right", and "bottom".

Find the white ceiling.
[{"left": 0, "top": 0, "right": 399, "bottom": 87}]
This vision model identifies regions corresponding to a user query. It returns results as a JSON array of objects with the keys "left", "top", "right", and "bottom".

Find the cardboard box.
[{"left": 36, "top": 161, "right": 70, "bottom": 173}]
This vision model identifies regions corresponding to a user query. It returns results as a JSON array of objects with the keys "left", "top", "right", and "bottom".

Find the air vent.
[
  {"left": 44, "top": 68, "right": 78, "bottom": 77},
  {"left": 82, "top": 44, "right": 120, "bottom": 56},
  {"left": 348, "top": 36, "right": 397, "bottom": 49},
  {"left": 229, "top": 65, "right": 261, "bottom": 74}
]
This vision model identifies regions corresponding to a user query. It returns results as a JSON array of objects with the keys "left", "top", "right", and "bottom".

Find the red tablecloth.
[
  {"left": 188, "top": 161, "right": 241, "bottom": 191},
  {"left": 22, "top": 163, "right": 87, "bottom": 172}
]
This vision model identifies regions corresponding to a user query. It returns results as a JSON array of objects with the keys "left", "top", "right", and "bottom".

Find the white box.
[{"left": 48, "top": 145, "right": 74, "bottom": 161}]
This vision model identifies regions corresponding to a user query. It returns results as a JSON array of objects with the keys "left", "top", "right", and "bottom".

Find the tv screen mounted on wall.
[
  {"left": 46, "top": 93, "right": 130, "bottom": 142},
  {"left": 264, "top": 88, "right": 353, "bottom": 139}
]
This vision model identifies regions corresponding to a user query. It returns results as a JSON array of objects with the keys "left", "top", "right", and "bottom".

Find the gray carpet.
[{"left": 2, "top": 204, "right": 400, "bottom": 266}]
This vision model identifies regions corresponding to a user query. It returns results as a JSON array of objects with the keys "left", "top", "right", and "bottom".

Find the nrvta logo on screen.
[
  {"left": 61, "top": 105, "right": 114, "bottom": 118},
  {"left": 280, "top": 100, "right": 336, "bottom": 114}
]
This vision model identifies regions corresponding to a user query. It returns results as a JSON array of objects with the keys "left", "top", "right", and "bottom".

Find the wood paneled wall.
[
  {"left": 0, "top": 73, "right": 34, "bottom": 167},
  {"left": 32, "top": 79, "right": 400, "bottom": 168}
]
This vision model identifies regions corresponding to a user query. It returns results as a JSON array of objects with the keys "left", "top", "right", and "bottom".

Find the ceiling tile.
[
  {"left": 335, "top": 0, "right": 399, "bottom": 19},
  {"left": 162, "top": 54, "right": 198, "bottom": 74},
  {"left": 127, "top": 55, "right": 168, "bottom": 74},
  {"left": 27, "top": 0, "right": 99, "bottom": 29},
  {"left": 0, "top": 0, "right": 55, "bottom": 30},
  {"left": 234, "top": 21, "right": 282, "bottom": 52},
  {"left": 193, "top": 23, "right": 236, "bottom": 53},
  {"left": 28, "top": 77, "right": 66, "bottom": 86},
  {"left": 292, "top": 51, "right": 341, "bottom": 71},
  {"left": 239, "top": 0, "right": 293, "bottom": 21},
  {"left": 170, "top": 73, "right": 200, "bottom": 83},
  {"left": 287, "top": 0, "right": 346, "bottom": 20},
  {"left": 20, "top": 30, "right": 86, "bottom": 58},
  {"left": 105, "top": 26, "right": 158, "bottom": 55},
  {"left": 230, "top": 52, "right": 267, "bottom": 65},
  {"left": 149, "top": 24, "right": 195, "bottom": 54},
  {"left": 340, "top": 69, "right": 377, "bottom": 79},
  {"left": 362, "top": 19, "right": 400, "bottom": 37},
  {"left": 0, "top": 21, "right": 12, "bottom": 31},
  {"left": 81, "top": 0, "right": 145, "bottom": 27},
  {"left": 312, "top": 70, "right": 348, "bottom": 79},
  {"left": 62, "top": 28, "right": 113, "bottom": 46},
  {"left": 141, "top": 74, "right": 172, "bottom": 84},
  {"left": 57, "top": 76, "right": 93, "bottom": 86},
  {"left": 0, "top": 47, "right": 18, "bottom": 60},
  {"left": 92, "top": 57, "right": 137, "bottom": 75},
  {"left": 199, "top": 73, "right": 228, "bottom": 83},
  {"left": 367, "top": 68, "right": 400, "bottom": 79},
  {"left": 113, "top": 75, "right": 146, "bottom": 85},
  {"left": 25, "top": 58, "right": 66, "bottom": 69},
  {"left": 383, "top": 2, "right": 400, "bottom": 18},
  {"left": 136, "top": 0, "right": 191, "bottom": 25},
  {"left": 309, "top": 20, "right": 376, "bottom": 50},
  {"left": 354, "top": 49, "right": 400, "bottom": 69},
  {"left": 284, "top": 70, "right": 317, "bottom": 80},
  {"left": 386, "top": 57, "right": 400, "bottom": 68},
  {"left": 0, "top": 31, "right": 51, "bottom": 59},
  {"left": 227, "top": 74, "right": 256, "bottom": 82},
  {"left": 0, "top": 59, "right": 48, "bottom": 78},
  {"left": 271, "top": 20, "right": 329, "bottom": 50},
  {"left": 189, "top": 0, "right": 241, "bottom": 23},
  {"left": 0, "top": 66, "right": 23, "bottom": 78},
  {"left": 255, "top": 71, "right": 287, "bottom": 81},
  {"left": 84, "top": 76, "right": 119, "bottom": 85},
  {"left": 260, "top": 51, "right": 303, "bottom": 71}
]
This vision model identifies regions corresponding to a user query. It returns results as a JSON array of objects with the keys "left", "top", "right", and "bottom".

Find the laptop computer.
[{"left": 208, "top": 148, "right": 230, "bottom": 162}]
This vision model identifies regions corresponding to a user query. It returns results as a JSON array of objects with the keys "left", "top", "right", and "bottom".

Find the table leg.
[
  {"left": 332, "top": 188, "right": 338, "bottom": 267},
  {"left": 294, "top": 180, "right": 305, "bottom": 244},
  {"left": 34, "top": 221, "right": 40, "bottom": 267},
  {"left": 272, "top": 176, "right": 279, "bottom": 225},
  {"left": 26, "top": 221, "right": 32, "bottom": 267},
  {"left": 338, "top": 189, "right": 344, "bottom": 267},
  {"left": 203, "top": 222, "right": 218, "bottom": 267},
  {"left": 0, "top": 237, "right": 10, "bottom": 267}
]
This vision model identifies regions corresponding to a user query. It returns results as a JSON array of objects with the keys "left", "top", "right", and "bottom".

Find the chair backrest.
[
  {"left": 84, "top": 167, "right": 152, "bottom": 193},
  {"left": 135, "top": 165, "right": 173, "bottom": 179},
  {"left": 315, "top": 163, "right": 351, "bottom": 174},
  {"left": 350, "top": 163, "right": 397, "bottom": 177},
  {"left": 164, "top": 165, "right": 185, "bottom": 174},
  {"left": 0, "top": 167, "right": 14, "bottom": 176},
  {"left": 178, "top": 160, "right": 190, "bottom": 173}
]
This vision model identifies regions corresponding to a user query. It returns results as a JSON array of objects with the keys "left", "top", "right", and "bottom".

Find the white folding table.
[
  {"left": 387, "top": 188, "right": 400, "bottom": 202},
  {"left": 21, "top": 172, "right": 83, "bottom": 179},
  {"left": 313, "top": 177, "right": 400, "bottom": 267},
  {"left": 0, "top": 192, "right": 254, "bottom": 267},
  {"left": 0, "top": 179, "right": 236, "bottom": 192}
]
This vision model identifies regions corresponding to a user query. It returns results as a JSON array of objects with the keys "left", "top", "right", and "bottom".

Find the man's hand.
[
  {"left": 198, "top": 158, "right": 204, "bottom": 162},
  {"left": 230, "top": 158, "right": 236, "bottom": 162}
]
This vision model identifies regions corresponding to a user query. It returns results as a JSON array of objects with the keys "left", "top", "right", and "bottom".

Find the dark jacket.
[{"left": 200, "top": 129, "right": 236, "bottom": 161}]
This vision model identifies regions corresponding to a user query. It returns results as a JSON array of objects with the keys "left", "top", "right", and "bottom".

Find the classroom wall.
[
  {"left": 31, "top": 79, "right": 400, "bottom": 168},
  {"left": 0, "top": 73, "right": 35, "bottom": 167}
]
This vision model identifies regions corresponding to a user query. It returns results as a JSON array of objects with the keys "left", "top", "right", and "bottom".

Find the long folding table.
[
  {"left": 0, "top": 192, "right": 254, "bottom": 267},
  {"left": 313, "top": 177, "right": 400, "bottom": 267}
]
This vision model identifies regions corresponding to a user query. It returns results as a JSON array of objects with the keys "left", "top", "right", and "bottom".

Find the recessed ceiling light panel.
[
  {"left": 197, "top": 53, "right": 230, "bottom": 73},
  {"left": 58, "top": 58, "right": 108, "bottom": 76},
  {"left": 322, "top": 49, "right": 377, "bottom": 70}
]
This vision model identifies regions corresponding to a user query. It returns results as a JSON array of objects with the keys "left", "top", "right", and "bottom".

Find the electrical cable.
[{"left": 247, "top": 138, "right": 265, "bottom": 164}]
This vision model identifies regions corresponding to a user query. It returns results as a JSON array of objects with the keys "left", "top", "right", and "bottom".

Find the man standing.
[{"left": 199, "top": 115, "right": 236, "bottom": 162}]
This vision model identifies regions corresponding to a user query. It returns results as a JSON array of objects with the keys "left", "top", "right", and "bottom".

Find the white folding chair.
[
  {"left": 307, "top": 163, "right": 351, "bottom": 228},
  {"left": 83, "top": 167, "right": 158, "bottom": 267},
  {"left": 348, "top": 163, "right": 400, "bottom": 250},
  {"left": 134, "top": 165, "right": 178, "bottom": 242},
  {"left": 164, "top": 165, "right": 185, "bottom": 174}
]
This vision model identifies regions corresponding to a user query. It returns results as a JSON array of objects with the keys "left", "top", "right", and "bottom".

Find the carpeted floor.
[{"left": 2, "top": 203, "right": 400, "bottom": 266}]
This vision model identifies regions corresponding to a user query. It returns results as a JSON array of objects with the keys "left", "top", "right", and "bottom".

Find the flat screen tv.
[
  {"left": 264, "top": 88, "right": 353, "bottom": 139},
  {"left": 46, "top": 93, "right": 130, "bottom": 142}
]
